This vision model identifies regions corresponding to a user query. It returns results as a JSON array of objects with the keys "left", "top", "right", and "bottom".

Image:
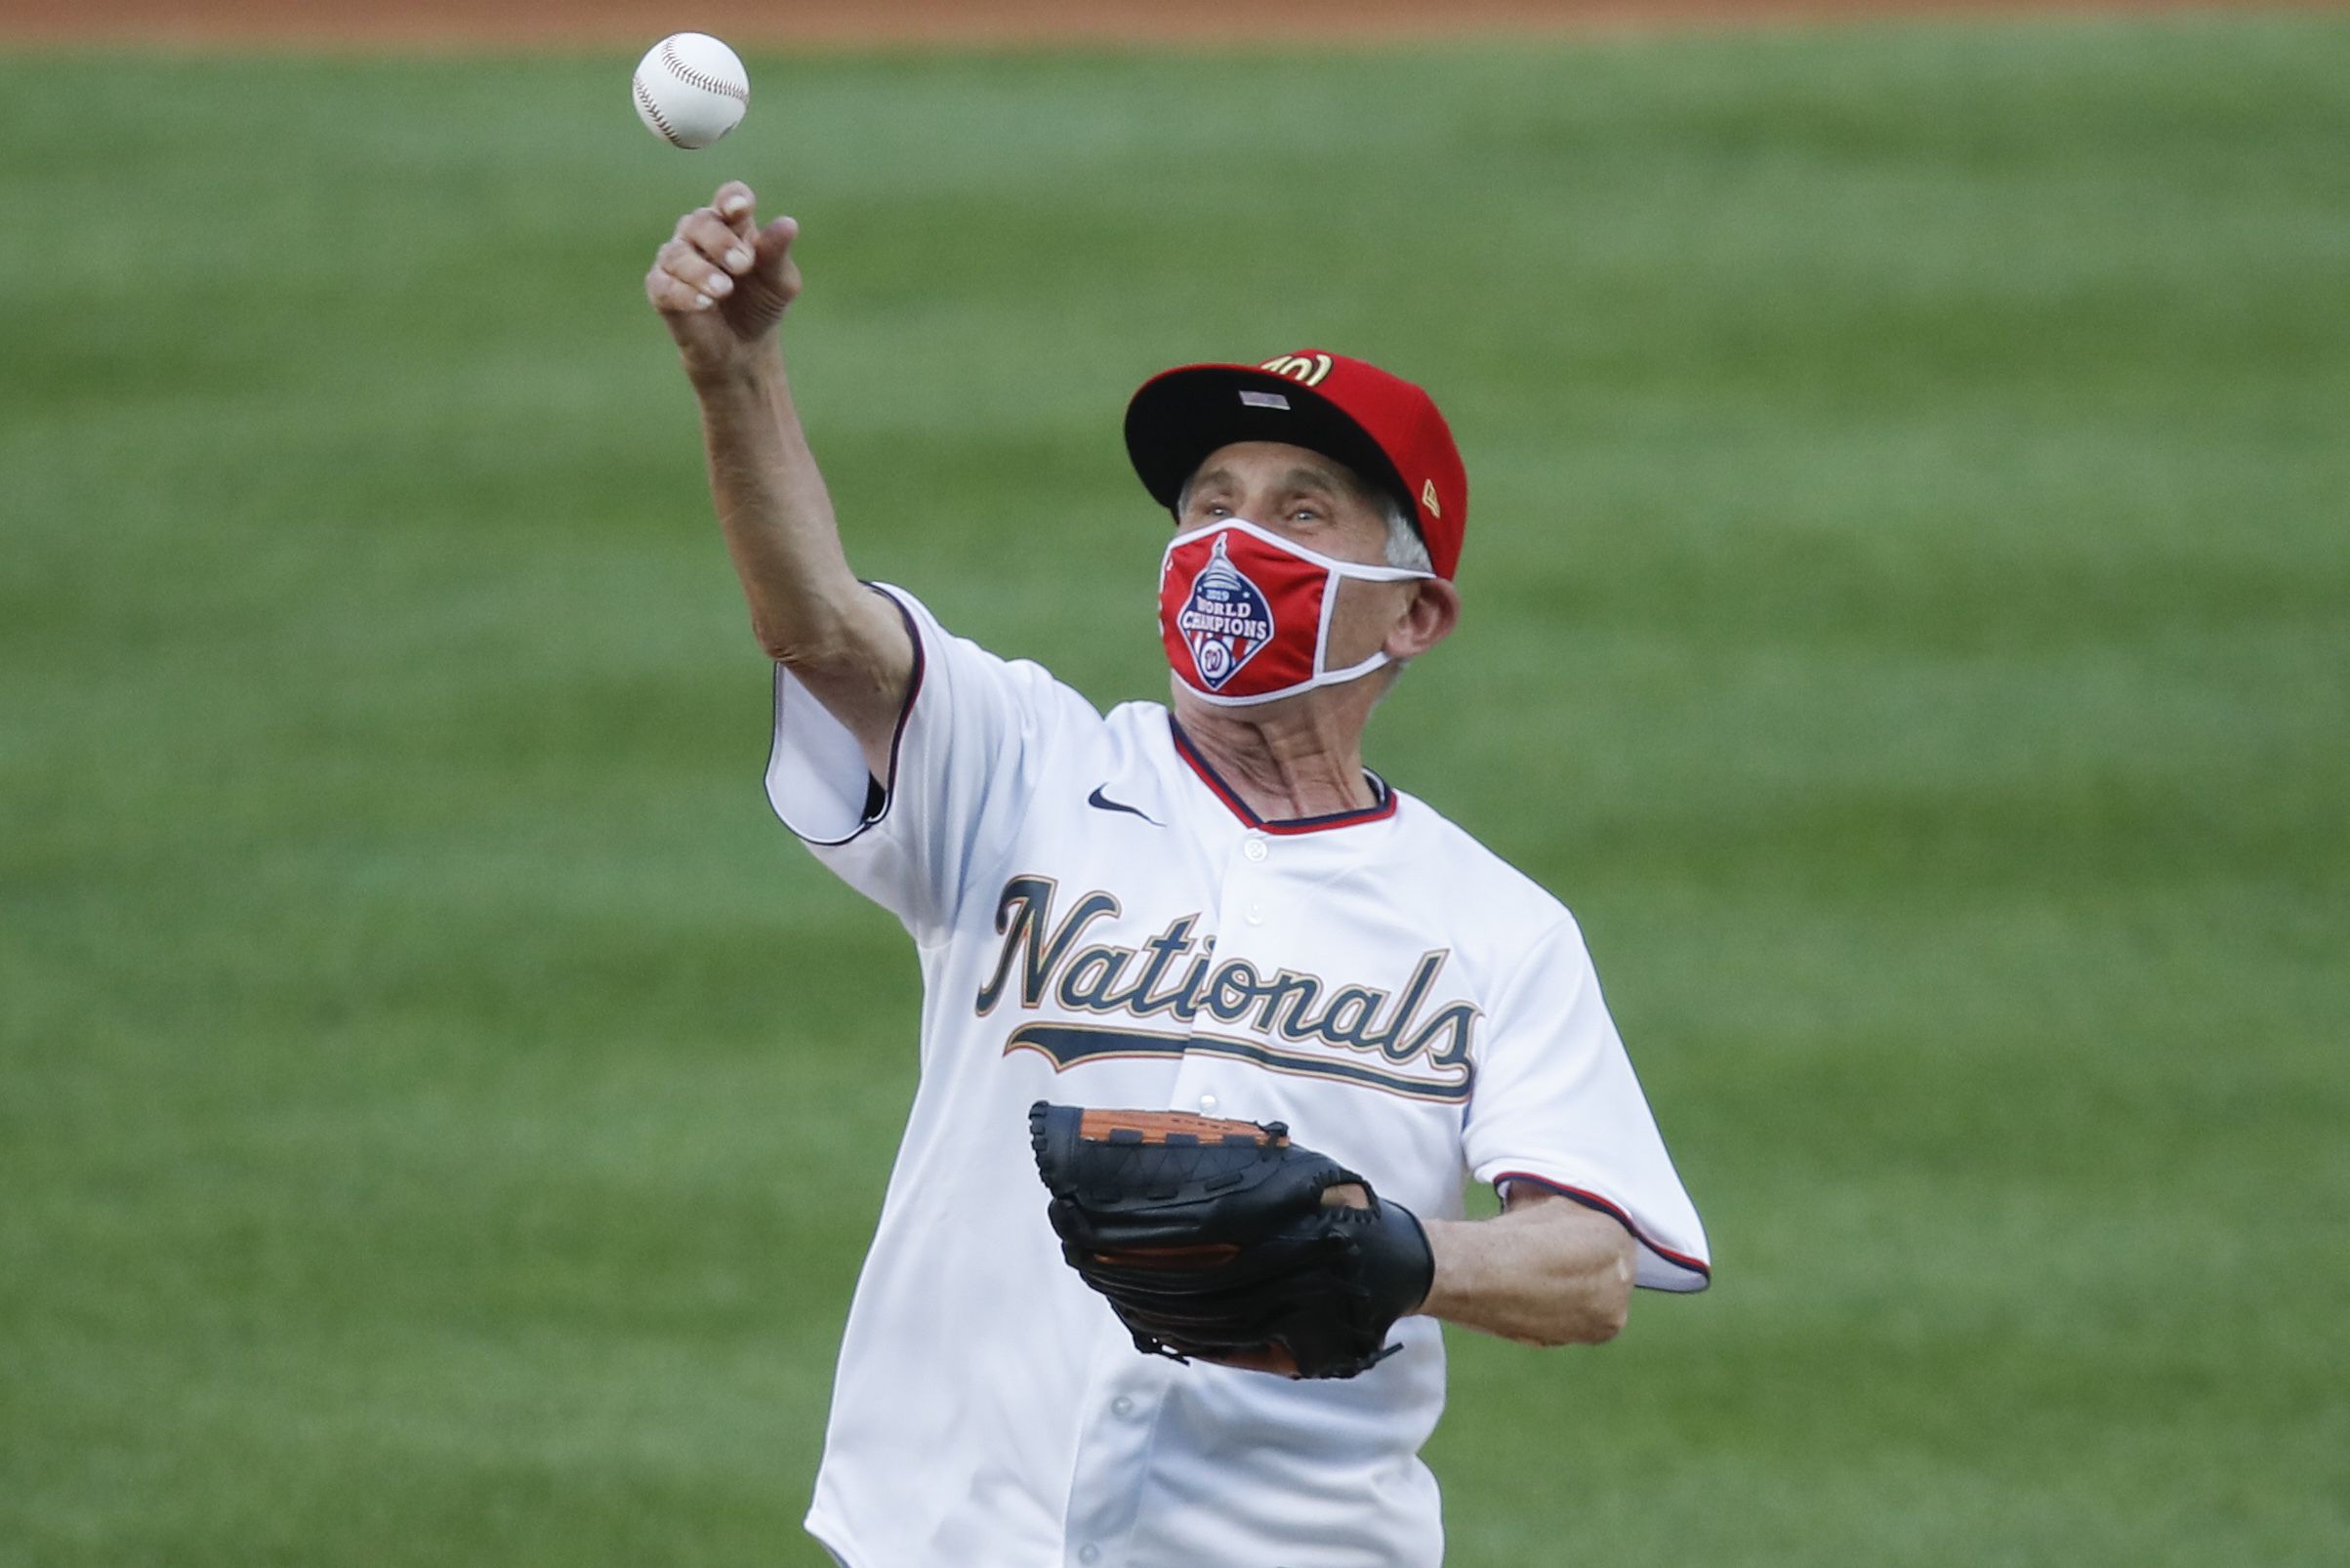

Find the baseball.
[{"left": 631, "top": 33, "right": 749, "bottom": 150}]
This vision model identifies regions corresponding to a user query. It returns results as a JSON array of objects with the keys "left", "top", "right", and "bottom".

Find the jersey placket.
[
  {"left": 1172, "top": 824, "right": 1278, "bottom": 1120},
  {"left": 1057, "top": 1327, "right": 1181, "bottom": 1566},
  {"left": 1057, "top": 821, "right": 1285, "bottom": 1566}
]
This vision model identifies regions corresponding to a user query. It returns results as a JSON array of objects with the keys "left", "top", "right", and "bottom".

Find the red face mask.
[{"left": 1157, "top": 519, "right": 1433, "bottom": 707}]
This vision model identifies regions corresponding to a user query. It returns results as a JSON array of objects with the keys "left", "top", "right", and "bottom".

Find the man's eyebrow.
[
  {"left": 1188, "top": 468, "right": 1238, "bottom": 495},
  {"left": 1279, "top": 467, "right": 1343, "bottom": 496}
]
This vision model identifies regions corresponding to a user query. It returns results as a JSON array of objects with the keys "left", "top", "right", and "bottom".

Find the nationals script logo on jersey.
[
  {"left": 1175, "top": 536, "right": 1275, "bottom": 691},
  {"left": 973, "top": 875, "right": 1482, "bottom": 1103}
]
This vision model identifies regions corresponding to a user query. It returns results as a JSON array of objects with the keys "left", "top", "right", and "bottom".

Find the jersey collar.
[{"left": 1167, "top": 716, "right": 1399, "bottom": 836}]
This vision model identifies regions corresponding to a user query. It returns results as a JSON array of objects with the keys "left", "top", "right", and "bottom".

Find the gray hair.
[
  {"left": 1380, "top": 497, "right": 1433, "bottom": 574},
  {"left": 1373, "top": 497, "right": 1431, "bottom": 699}
]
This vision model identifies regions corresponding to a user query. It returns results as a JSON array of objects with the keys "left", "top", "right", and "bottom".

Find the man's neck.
[{"left": 1172, "top": 688, "right": 1380, "bottom": 821}]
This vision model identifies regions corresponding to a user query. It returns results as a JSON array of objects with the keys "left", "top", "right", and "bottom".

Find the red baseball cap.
[{"left": 1124, "top": 351, "right": 1469, "bottom": 580}]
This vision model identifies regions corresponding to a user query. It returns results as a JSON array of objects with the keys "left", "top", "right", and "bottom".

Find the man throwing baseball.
[{"left": 647, "top": 182, "right": 1710, "bottom": 1568}]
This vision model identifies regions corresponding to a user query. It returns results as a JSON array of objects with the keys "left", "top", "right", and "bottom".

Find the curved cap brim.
[{"left": 1125, "top": 363, "right": 1414, "bottom": 522}]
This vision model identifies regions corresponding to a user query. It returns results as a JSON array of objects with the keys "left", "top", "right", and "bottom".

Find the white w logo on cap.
[{"left": 1258, "top": 353, "right": 1333, "bottom": 388}]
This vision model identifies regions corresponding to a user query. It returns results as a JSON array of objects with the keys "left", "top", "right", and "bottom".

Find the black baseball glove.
[{"left": 1028, "top": 1100, "right": 1434, "bottom": 1380}]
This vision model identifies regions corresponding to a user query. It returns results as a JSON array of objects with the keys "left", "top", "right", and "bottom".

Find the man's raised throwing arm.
[{"left": 646, "top": 181, "right": 914, "bottom": 779}]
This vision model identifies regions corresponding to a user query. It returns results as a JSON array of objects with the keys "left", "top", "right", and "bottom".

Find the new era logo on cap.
[{"left": 1123, "top": 350, "right": 1470, "bottom": 579}]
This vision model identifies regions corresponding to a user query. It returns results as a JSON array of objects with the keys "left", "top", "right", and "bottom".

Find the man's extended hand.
[{"left": 645, "top": 181, "right": 804, "bottom": 381}]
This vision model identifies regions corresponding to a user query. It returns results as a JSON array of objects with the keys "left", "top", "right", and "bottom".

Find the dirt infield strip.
[{"left": 1, "top": 0, "right": 2321, "bottom": 50}]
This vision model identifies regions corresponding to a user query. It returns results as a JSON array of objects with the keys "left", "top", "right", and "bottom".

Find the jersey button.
[
  {"left": 1245, "top": 901, "right": 1263, "bottom": 926},
  {"left": 1197, "top": 1093, "right": 1217, "bottom": 1115},
  {"left": 1077, "top": 1546, "right": 1101, "bottom": 1565},
  {"left": 1242, "top": 837, "right": 1268, "bottom": 862},
  {"left": 1111, "top": 1395, "right": 1134, "bottom": 1418}
]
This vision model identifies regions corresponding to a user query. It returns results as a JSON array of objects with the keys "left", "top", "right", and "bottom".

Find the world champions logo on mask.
[{"left": 1175, "top": 536, "right": 1276, "bottom": 690}]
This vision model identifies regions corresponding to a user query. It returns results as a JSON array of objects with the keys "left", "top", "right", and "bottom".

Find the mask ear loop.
[
  {"left": 1294, "top": 521, "right": 1434, "bottom": 696},
  {"left": 1311, "top": 556, "right": 1343, "bottom": 689}
]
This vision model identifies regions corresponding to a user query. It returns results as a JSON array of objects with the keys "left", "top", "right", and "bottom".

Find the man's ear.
[{"left": 1385, "top": 578, "right": 1461, "bottom": 662}]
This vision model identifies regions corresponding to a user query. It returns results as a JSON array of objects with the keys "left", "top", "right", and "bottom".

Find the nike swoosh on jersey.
[{"left": 1086, "top": 785, "right": 1164, "bottom": 827}]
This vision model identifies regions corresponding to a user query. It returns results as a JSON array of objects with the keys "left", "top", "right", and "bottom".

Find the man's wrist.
[
  {"left": 684, "top": 339, "right": 786, "bottom": 397},
  {"left": 1416, "top": 1216, "right": 1463, "bottom": 1319}
]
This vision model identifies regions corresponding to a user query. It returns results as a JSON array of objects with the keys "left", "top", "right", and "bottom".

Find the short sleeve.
[
  {"left": 1464, "top": 918, "right": 1711, "bottom": 1292},
  {"left": 763, "top": 584, "right": 1095, "bottom": 943}
]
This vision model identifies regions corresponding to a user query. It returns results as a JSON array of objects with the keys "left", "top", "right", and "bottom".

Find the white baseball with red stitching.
[{"left": 631, "top": 33, "right": 750, "bottom": 150}]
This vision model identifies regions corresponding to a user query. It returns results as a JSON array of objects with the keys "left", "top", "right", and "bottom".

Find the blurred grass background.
[{"left": 3, "top": 13, "right": 2347, "bottom": 1565}]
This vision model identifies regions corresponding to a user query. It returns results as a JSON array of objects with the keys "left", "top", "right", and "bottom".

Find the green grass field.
[{"left": 4, "top": 13, "right": 2346, "bottom": 1564}]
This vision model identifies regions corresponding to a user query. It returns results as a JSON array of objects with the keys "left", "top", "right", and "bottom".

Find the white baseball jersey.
[{"left": 765, "top": 586, "right": 1709, "bottom": 1568}]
